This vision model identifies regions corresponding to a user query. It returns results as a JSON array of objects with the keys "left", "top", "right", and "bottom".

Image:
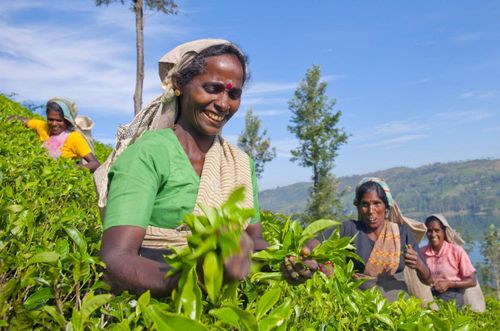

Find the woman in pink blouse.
[{"left": 421, "top": 214, "right": 477, "bottom": 307}]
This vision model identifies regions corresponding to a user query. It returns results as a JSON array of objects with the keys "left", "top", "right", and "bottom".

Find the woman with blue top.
[
  {"left": 97, "top": 39, "right": 267, "bottom": 297},
  {"left": 284, "top": 178, "right": 432, "bottom": 302}
]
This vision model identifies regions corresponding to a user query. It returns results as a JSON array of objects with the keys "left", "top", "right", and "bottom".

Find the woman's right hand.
[
  {"left": 280, "top": 239, "right": 321, "bottom": 284},
  {"left": 223, "top": 231, "right": 254, "bottom": 281}
]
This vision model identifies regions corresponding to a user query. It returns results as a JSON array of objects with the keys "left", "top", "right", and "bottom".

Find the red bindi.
[{"left": 225, "top": 82, "right": 233, "bottom": 90}]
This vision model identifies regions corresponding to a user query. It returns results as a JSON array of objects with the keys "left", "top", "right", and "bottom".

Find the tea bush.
[{"left": 1, "top": 95, "right": 499, "bottom": 330}]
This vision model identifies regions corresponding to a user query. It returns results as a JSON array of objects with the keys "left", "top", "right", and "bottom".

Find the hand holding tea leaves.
[{"left": 253, "top": 218, "right": 359, "bottom": 283}]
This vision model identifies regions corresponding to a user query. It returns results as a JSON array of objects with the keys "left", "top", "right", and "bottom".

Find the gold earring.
[{"left": 174, "top": 89, "right": 181, "bottom": 97}]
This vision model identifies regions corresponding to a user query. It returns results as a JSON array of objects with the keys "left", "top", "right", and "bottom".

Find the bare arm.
[
  {"left": 7, "top": 115, "right": 29, "bottom": 125},
  {"left": 80, "top": 153, "right": 100, "bottom": 173},
  {"left": 100, "top": 226, "right": 180, "bottom": 297},
  {"left": 433, "top": 273, "right": 477, "bottom": 293},
  {"left": 101, "top": 225, "right": 256, "bottom": 296}
]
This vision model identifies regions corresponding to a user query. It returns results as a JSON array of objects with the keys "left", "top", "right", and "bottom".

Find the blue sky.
[{"left": 1, "top": 1, "right": 499, "bottom": 190}]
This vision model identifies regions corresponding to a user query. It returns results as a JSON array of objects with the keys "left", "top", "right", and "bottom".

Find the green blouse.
[{"left": 103, "top": 128, "right": 260, "bottom": 230}]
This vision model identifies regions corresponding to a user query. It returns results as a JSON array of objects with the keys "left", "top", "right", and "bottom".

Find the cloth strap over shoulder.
[{"left": 142, "top": 136, "right": 254, "bottom": 249}]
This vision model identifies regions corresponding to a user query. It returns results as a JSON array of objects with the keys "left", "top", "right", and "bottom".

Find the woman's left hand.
[
  {"left": 433, "top": 279, "right": 451, "bottom": 293},
  {"left": 280, "top": 240, "right": 320, "bottom": 285}
]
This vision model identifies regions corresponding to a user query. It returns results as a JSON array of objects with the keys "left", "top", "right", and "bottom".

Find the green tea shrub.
[{"left": 1, "top": 95, "right": 499, "bottom": 330}]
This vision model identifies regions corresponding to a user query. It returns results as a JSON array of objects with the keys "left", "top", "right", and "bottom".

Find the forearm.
[
  {"left": 416, "top": 262, "right": 432, "bottom": 285},
  {"left": 7, "top": 115, "right": 29, "bottom": 124},
  {"left": 102, "top": 252, "right": 180, "bottom": 297},
  {"left": 451, "top": 276, "right": 477, "bottom": 289},
  {"left": 80, "top": 153, "right": 100, "bottom": 173},
  {"left": 82, "top": 160, "right": 100, "bottom": 173}
]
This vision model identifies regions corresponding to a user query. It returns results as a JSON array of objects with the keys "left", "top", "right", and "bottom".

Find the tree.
[
  {"left": 237, "top": 108, "right": 276, "bottom": 179},
  {"left": 22, "top": 100, "right": 44, "bottom": 114},
  {"left": 288, "top": 65, "right": 348, "bottom": 221},
  {"left": 95, "top": 0, "right": 178, "bottom": 114},
  {"left": 478, "top": 225, "right": 500, "bottom": 299},
  {"left": 306, "top": 170, "right": 346, "bottom": 221}
]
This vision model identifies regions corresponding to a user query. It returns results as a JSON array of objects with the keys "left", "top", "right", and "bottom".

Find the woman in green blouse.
[{"left": 99, "top": 39, "right": 267, "bottom": 297}]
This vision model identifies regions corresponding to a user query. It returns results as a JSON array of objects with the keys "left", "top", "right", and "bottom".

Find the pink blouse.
[{"left": 421, "top": 241, "right": 475, "bottom": 281}]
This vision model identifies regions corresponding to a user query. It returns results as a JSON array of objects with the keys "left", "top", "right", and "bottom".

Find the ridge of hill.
[{"left": 260, "top": 159, "right": 500, "bottom": 240}]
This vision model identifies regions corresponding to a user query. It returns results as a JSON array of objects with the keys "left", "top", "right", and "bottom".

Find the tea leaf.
[
  {"left": 81, "top": 293, "right": 113, "bottom": 319},
  {"left": 146, "top": 305, "right": 208, "bottom": 331},
  {"left": 24, "top": 287, "right": 54, "bottom": 310},
  {"left": 203, "top": 251, "right": 223, "bottom": 303},
  {"left": 256, "top": 287, "right": 281, "bottom": 319},
  {"left": 27, "top": 251, "right": 60, "bottom": 265},
  {"left": 178, "top": 267, "right": 202, "bottom": 320}
]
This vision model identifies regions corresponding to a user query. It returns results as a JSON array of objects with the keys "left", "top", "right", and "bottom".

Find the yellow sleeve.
[
  {"left": 62, "top": 132, "right": 92, "bottom": 159},
  {"left": 26, "top": 119, "right": 49, "bottom": 141}
]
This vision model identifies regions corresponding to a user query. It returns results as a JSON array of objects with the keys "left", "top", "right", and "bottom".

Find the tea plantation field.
[{"left": 1, "top": 95, "right": 499, "bottom": 330}]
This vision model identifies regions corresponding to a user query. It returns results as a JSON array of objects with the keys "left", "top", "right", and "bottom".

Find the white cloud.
[
  {"left": 0, "top": 4, "right": 184, "bottom": 116},
  {"left": 271, "top": 138, "right": 298, "bottom": 158},
  {"left": 322, "top": 74, "right": 348, "bottom": 82},
  {"left": 449, "top": 32, "right": 482, "bottom": 44},
  {"left": 245, "top": 81, "right": 297, "bottom": 95},
  {"left": 460, "top": 90, "right": 497, "bottom": 99},
  {"left": 351, "top": 120, "right": 429, "bottom": 142},
  {"left": 241, "top": 96, "right": 289, "bottom": 106},
  {"left": 484, "top": 125, "right": 500, "bottom": 133},
  {"left": 233, "top": 108, "right": 288, "bottom": 119},
  {"left": 224, "top": 135, "right": 296, "bottom": 158},
  {"left": 253, "top": 109, "right": 288, "bottom": 117},
  {"left": 359, "top": 134, "right": 428, "bottom": 149},
  {"left": 434, "top": 109, "right": 493, "bottom": 122},
  {"left": 406, "top": 77, "right": 433, "bottom": 85}
]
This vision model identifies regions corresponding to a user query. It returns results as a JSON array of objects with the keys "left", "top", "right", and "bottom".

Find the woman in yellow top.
[{"left": 9, "top": 98, "right": 100, "bottom": 172}]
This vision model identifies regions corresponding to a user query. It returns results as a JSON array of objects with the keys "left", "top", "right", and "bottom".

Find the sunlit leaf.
[
  {"left": 24, "top": 287, "right": 54, "bottom": 310},
  {"left": 27, "top": 251, "right": 60, "bottom": 266},
  {"left": 146, "top": 305, "right": 208, "bottom": 331},
  {"left": 256, "top": 287, "right": 281, "bottom": 319},
  {"left": 203, "top": 251, "right": 223, "bottom": 303},
  {"left": 178, "top": 267, "right": 202, "bottom": 320}
]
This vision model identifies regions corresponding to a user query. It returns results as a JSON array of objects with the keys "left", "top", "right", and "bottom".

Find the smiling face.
[
  {"left": 176, "top": 54, "right": 244, "bottom": 136},
  {"left": 358, "top": 191, "right": 387, "bottom": 231},
  {"left": 46, "top": 109, "right": 68, "bottom": 135},
  {"left": 426, "top": 220, "right": 446, "bottom": 251}
]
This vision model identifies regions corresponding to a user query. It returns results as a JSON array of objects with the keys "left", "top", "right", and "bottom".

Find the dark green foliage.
[
  {"left": 477, "top": 225, "right": 500, "bottom": 299},
  {"left": 238, "top": 108, "right": 276, "bottom": 179},
  {"left": 1, "top": 96, "right": 499, "bottom": 329}
]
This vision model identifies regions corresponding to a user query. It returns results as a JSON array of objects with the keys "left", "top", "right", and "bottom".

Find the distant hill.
[{"left": 259, "top": 159, "right": 500, "bottom": 240}]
